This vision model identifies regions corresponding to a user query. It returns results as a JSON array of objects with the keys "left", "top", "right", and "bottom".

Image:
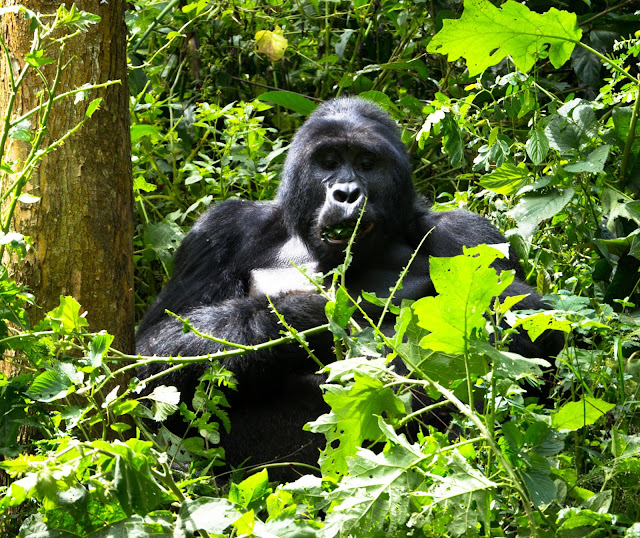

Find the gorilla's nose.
[{"left": 331, "top": 181, "right": 363, "bottom": 205}]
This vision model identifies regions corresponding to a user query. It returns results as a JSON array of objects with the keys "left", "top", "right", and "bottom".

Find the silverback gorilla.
[{"left": 136, "top": 97, "right": 557, "bottom": 476}]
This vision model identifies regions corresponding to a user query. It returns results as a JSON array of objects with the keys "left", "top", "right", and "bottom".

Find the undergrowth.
[{"left": 0, "top": 0, "right": 639, "bottom": 536}]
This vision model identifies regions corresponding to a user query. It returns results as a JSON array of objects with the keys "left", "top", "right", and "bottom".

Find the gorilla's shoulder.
[
  {"left": 192, "top": 199, "right": 282, "bottom": 235},
  {"left": 415, "top": 206, "right": 507, "bottom": 254},
  {"left": 174, "top": 200, "right": 286, "bottom": 271}
]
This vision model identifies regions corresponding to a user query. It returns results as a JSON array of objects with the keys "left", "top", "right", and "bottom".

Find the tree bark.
[{"left": 0, "top": 1, "right": 134, "bottom": 355}]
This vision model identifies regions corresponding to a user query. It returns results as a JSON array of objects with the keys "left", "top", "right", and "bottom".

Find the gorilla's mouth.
[{"left": 321, "top": 221, "right": 374, "bottom": 243}]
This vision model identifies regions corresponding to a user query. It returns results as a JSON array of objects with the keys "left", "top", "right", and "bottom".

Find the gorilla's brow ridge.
[{"left": 302, "top": 116, "right": 399, "bottom": 156}]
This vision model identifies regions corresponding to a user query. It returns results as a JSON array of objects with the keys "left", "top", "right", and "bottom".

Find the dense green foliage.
[{"left": 1, "top": 0, "right": 640, "bottom": 536}]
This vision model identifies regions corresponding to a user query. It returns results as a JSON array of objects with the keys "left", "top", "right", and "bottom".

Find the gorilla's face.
[
  {"left": 313, "top": 145, "right": 378, "bottom": 241},
  {"left": 277, "top": 97, "right": 417, "bottom": 270}
]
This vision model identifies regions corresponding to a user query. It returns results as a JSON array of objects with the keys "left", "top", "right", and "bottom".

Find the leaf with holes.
[{"left": 307, "top": 374, "right": 405, "bottom": 477}]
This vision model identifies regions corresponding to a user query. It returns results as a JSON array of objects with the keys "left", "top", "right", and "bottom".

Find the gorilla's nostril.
[
  {"left": 333, "top": 190, "right": 348, "bottom": 203},
  {"left": 347, "top": 188, "right": 361, "bottom": 204}
]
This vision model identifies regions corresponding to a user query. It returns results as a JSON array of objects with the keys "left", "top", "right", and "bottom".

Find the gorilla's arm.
[{"left": 136, "top": 201, "right": 332, "bottom": 393}]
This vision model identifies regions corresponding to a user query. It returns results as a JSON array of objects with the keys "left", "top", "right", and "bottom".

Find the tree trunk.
[{"left": 0, "top": 1, "right": 134, "bottom": 355}]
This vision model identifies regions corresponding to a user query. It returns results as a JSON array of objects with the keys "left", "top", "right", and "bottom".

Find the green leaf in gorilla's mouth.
[{"left": 321, "top": 221, "right": 373, "bottom": 243}]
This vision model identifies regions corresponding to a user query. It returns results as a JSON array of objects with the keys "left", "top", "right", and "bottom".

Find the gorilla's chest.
[
  {"left": 248, "top": 235, "right": 319, "bottom": 297},
  {"left": 249, "top": 235, "right": 432, "bottom": 301}
]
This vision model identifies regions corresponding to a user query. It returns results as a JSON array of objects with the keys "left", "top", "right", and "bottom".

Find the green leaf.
[
  {"left": 17, "top": 193, "right": 40, "bottom": 204},
  {"left": 228, "top": 469, "right": 270, "bottom": 508},
  {"left": 479, "top": 163, "right": 530, "bottom": 195},
  {"left": 613, "top": 107, "right": 640, "bottom": 157},
  {"left": 413, "top": 244, "right": 513, "bottom": 354},
  {"left": 427, "top": 0, "right": 581, "bottom": 77},
  {"left": 47, "top": 296, "right": 89, "bottom": 333},
  {"left": 257, "top": 91, "right": 317, "bottom": 116},
  {"left": 357, "top": 90, "right": 402, "bottom": 116},
  {"left": 88, "top": 332, "right": 114, "bottom": 368},
  {"left": 0, "top": 160, "right": 13, "bottom": 174},
  {"left": 545, "top": 101, "right": 598, "bottom": 153},
  {"left": 255, "top": 29, "right": 288, "bottom": 61},
  {"left": 525, "top": 422, "right": 564, "bottom": 456},
  {"left": 145, "top": 385, "right": 180, "bottom": 421},
  {"left": 133, "top": 176, "right": 158, "bottom": 193},
  {"left": 111, "top": 400, "right": 139, "bottom": 418},
  {"left": 526, "top": 129, "right": 550, "bottom": 165},
  {"left": 81, "top": 513, "right": 174, "bottom": 537},
  {"left": 56, "top": 4, "right": 100, "bottom": 31},
  {"left": 322, "top": 431, "right": 424, "bottom": 536},
  {"left": 182, "top": 0, "right": 210, "bottom": 15},
  {"left": 9, "top": 120, "right": 33, "bottom": 142},
  {"left": 558, "top": 509, "right": 615, "bottom": 532},
  {"left": 113, "top": 453, "right": 165, "bottom": 517},
  {"left": 84, "top": 98, "right": 102, "bottom": 119},
  {"left": 472, "top": 341, "right": 550, "bottom": 380},
  {"left": 378, "top": 59, "right": 429, "bottom": 81},
  {"left": 564, "top": 145, "right": 610, "bottom": 174},
  {"left": 428, "top": 451, "right": 497, "bottom": 502},
  {"left": 551, "top": 397, "right": 616, "bottom": 431},
  {"left": 522, "top": 452, "right": 557, "bottom": 507},
  {"left": 174, "top": 498, "right": 243, "bottom": 537},
  {"left": 143, "top": 220, "right": 185, "bottom": 266},
  {"left": 307, "top": 374, "right": 405, "bottom": 477},
  {"left": 506, "top": 188, "right": 575, "bottom": 237},
  {"left": 25, "top": 50, "right": 54, "bottom": 68},
  {"left": 131, "top": 124, "right": 162, "bottom": 142},
  {"left": 325, "top": 286, "right": 357, "bottom": 329},
  {"left": 502, "top": 421, "right": 524, "bottom": 450},
  {"left": 442, "top": 115, "right": 464, "bottom": 168},
  {"left": 335, "top": 29, "right": 355, "bottom": 60},
  {"left": 512, "top": 311, "right": 572, "bottom": 342},
  {"left": 26, "top": 370, "right": 74, "bottom": 403}
]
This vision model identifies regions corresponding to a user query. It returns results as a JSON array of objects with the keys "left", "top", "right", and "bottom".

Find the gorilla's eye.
[
  {"left": 319, "top": 156, "right": 340, "bottom": 171},
  {"left": 357, "top": 152, "right": 378, "bottom": 172}
]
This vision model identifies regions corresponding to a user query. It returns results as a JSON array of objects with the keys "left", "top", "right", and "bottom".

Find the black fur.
[{"left": 136, "top": 97, "right": 558, "bottom": 477}]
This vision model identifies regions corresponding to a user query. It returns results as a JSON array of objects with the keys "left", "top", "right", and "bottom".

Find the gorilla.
[{"left": 136, "top": 97, "right": 557, "bottom": 477}]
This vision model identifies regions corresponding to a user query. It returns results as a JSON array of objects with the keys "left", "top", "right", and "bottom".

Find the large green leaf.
[
  {"left": 47, "top": 296, "right": 89, "bottom": 334},
  {"left": 507, "top": 188, "right": 575, "bottom": 238},
  {"left": 257, "top": 91, "right": 317, "bottom": 116},
  {"left": 174, "top": 498, "right": 242, "bottom": 537},
  {"left": 427, "top": 0, "right": 582, "bottom": 77},
  {"left": 113, "top": 453, "right": 165, "bottom": 517},
  {"left": 551, "top": 397, "right": 615, "bottom": 432},
  {"left": 479, "top": 163, "right": 530, "bottom": 195},
  {"left": 413, "top": 244, "right": 513, "bottom": 355},
  {"left": 564, "top": 145, "right": 610, "bottom": 174},
  {"left": 26, "top": 370, "right": 74, "bottom": 403},
  {"left": 307, "top": 374, "right": 405, "bottom": 477},
  {"left": 320, "top": 421, "right": 424, "bottom": 537},
  {"left": 522, "top": 452, "right": 557, "bottom": 507}
]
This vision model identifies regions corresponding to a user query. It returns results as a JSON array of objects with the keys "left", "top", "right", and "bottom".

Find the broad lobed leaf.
[{"left": 427, "top": 0, "right": 582, "bottom": 76}]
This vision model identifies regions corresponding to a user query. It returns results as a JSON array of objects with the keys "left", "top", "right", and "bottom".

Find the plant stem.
[
  {"left": 620, "top": 87, "right": 640, "bottom": 188},
  {"left": 574, "top": 40, "right": 638, "bottom": 85}
]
